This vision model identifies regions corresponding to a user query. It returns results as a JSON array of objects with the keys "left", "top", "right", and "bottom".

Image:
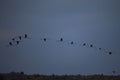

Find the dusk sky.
[{"left": 0, "top": 0, "right": 120, "bottom": 75}]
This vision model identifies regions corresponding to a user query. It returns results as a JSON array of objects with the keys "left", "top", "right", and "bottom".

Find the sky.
[{"left": 0, "top": 0, "right": 120, "bottom": 75}]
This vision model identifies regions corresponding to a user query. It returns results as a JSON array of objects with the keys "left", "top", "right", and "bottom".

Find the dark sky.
[{"left": 0, "top": 0, "right": 120, "bottom": 75}]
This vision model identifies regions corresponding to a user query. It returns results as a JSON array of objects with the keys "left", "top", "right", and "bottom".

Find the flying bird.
[
  {"left": 16, "top": 41, "right": 20, "bottom": 45},
  {"left": 12, "top": 38, "right": 15, "bottom": 41},
  {"left": 60, "top": 38, "right": 63, "bottom": 42},
  {"left": 70, "top": 41, "right": 74, "bottom": 45},
  {"left": 40, "top": 37, "right": 50, "bottom": 42},
  {"left": 6, "top": 42, "right": 14, "bottom": 47},
  {"left": 99, "top": 48, "right": 102, "bottom": 50},
  {"left": 19, "top": 36, "right": 22, "bottom": 40},
  {"left": 90, "top": 44, "right": 93, "bottom": 47},
  {"left": 43, "top": 38, "right": 47, "bottom": 42},
  {"left": 24, "top": 34, "right": 27, "bottom": 38},
  {"left": 83, "top": 43, "right": 86, "bottom": 46},
  {"left": 56, "top": 38, "right": 63, "bottom": 42},
  {"left": 109, "top": 51, "right": 112, "bottom": 55},
  {"left": 9, "top": 42, "right": 12, "bottom": 46}
]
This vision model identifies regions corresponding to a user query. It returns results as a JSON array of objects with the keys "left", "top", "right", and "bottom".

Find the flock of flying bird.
[
  {"left": 6, "top": 34, "right": 120, "bottom": 74},
  {"left": 8, "top": 34, "right": 112, "bottom": 55},
  {"left": 8, "top": 34, "right": 28, "bottom": 46}
]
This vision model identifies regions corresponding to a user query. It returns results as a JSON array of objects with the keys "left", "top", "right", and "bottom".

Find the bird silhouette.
[
  {"left": 43, "top": 38, "right": 47, "bottom": 42},
  {"left": 70, "top": 41, "right": 74, "bottom": 45},
  {"left": 9, "top": 42, "right": 12, "bottom": 46},
  {"left": 99, "top": 48, "right": 102, "bottom": 50},
  {"left": 56, "top": 38, "right": 63, "bottom": 42},
  {"left": 109, "top": 51, "right": 112, "bottom": 55},
  {"left": 60, "top": 38, "right": 63, "bottom": 42},
  {"left": 90, "top": 44, "right": 93, "bottom": 47},
  {"left": 19, "top": 36, "right": 22, "bottom": 40},
  {"left": 16, "top": 41, "right": 20, "bottom": 45},
  {"left": 83, "top": 43, "right": 86, "bottom": 46},
  {"left": 24, "top": 34, "right": 27, "bottom": 38},
  {"left": 12, "top": 38, "right": 15, "bottom": 41}
]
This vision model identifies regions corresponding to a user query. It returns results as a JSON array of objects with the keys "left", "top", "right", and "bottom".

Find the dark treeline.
[{"left": 0, "top": 72, "right": 120, "bottom": 80}]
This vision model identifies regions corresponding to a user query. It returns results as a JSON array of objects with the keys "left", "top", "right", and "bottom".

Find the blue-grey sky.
[{"left": 0, "top": 0, "right": 120, "bottom": 75}]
